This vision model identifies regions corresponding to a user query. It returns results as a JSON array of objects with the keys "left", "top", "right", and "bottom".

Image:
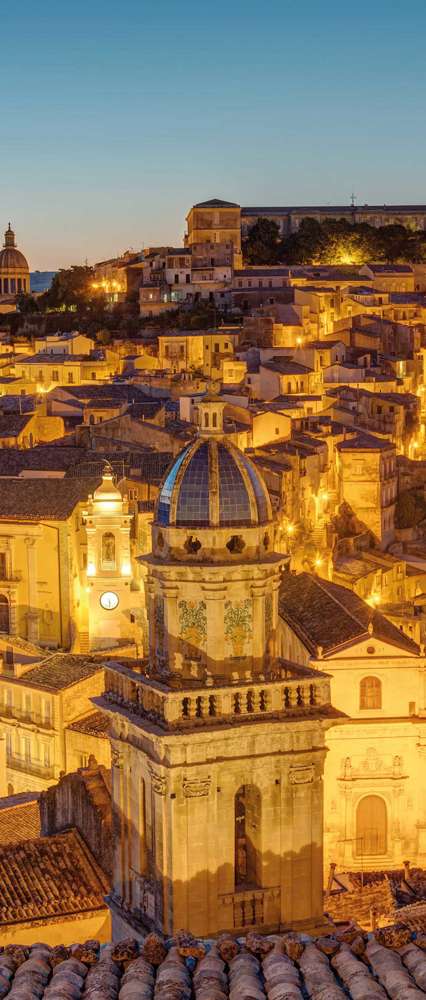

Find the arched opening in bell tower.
[{"left": 234, "top": 784, "right": 261, "bottom": 888}]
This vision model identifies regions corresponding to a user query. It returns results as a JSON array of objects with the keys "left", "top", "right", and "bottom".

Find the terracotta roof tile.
[
  {"left": 17, "top": 654, "right": 104, "bottom": 691},
  {"left": 279, "top": 572, "right": 419, "bottom": 656},
  {"left": 0, "top": 828, "right": 108, "bottom": 925},
  {"left": 0, "top": 799, "right": 40, "bottom": 845}
]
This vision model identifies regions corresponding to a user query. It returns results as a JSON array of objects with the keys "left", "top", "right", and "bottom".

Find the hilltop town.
[{"left": 0, "top": 200, "right": 426, "bottom": 966}]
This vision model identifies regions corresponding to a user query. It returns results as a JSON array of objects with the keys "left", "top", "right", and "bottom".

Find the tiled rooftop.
[
  {"left": 67, "top": 709, "right": 110, "bottom": 737},
  {"left": 279, "top": 572, "right": 419, "bottom": 656},
  {"left": 0, "top": 827, "right": 108, "bottom": 925},
  {"left": 0, "top": 477, "right": 99, "bottom": 520},
  {"left": 17, "top": 654, "right": 104, "bottom": 692},
  {"left": 0, "top": 795, "right": 40, "bottom": 845},
  {"left": 1, "top": 927, "right": 426, "bottom": 998}
]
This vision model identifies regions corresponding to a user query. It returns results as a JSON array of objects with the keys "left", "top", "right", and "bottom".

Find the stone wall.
[{"left": 40, "top": 763, "right": 112, "bottom": 876}]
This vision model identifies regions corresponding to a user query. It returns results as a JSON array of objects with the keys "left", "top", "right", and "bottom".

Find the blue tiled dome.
[{"left": 156, "top": 438, "right": 271, "bottom": 528}]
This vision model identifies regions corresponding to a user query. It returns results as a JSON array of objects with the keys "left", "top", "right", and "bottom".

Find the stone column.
[
  {"left": 204, "top": 585, "right": 225, "bottom": 675},
  {"left": 251, "top": 584, "right": 266, "bottom": 667},
  {"left": 162, "top": 583, "right": 180, "bottom": 671},
  {"left": 288, "top": 764, "right": 315, "bottom": 927}
]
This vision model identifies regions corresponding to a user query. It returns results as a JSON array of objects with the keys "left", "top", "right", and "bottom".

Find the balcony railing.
[
  {"left": 0, "top": 706, "right": 53, "bottom": 729},
  {"left": 219, "top": 886, "right": 280, "bottom": 929},
  {"left": 7, "top": 755, "right": 55, "bottom": 780},
  {"left": 101, "top": 659, "right": 331, "bottom": 731}
]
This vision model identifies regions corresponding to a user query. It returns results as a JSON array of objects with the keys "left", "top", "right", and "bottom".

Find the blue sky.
[{"left": 1, "top": 0, "right": 425, "bottom": 269}]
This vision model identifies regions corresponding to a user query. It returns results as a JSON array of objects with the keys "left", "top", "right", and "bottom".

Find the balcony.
[
  {"left": 7, "top": 755, "right": 55, "bottom": 780},
  {"left": 219, "top": 886, "right": 280, "bottom": 929},
  {"left": 0, "top": 706, "right": 53, "bottom": 729},
  {"left": 101, "top": 659, "right": 333, "bottom": 732}
]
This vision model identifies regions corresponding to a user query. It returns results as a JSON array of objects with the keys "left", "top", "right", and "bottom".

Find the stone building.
[
  {"left": 336, "top": 433, "right": 397, "bottom": 549},
  {"left": 185, "top": 199, "right": 242, "bottom": 268},
  {"left": 0, "top": 761, "right": 112, "bottom": 945},
  {"left": 0, "top": 467, "right": 142, "bottom": 654},
  {"left": 279, "top": 572, "right": 426, "bottom": 875},
  {"left": 0, "top": 653, "right": 106, "bottom": 793},
  {"left": 98, "top": 396, "right": 340, "bottom": 939}
]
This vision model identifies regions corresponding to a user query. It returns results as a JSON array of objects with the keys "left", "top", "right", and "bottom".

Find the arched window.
[
  {"left": 101, "top": 532, "right": 116, "bottom": 570},
  {"left": 360, "top": 676, "right": 382, "bottom": 710},
  {"left": 0, "top": 595, "right": 10, "bottom": 634},
  {"left": 235, "top": 785, "right": 261, "bottom": 888},
  {"left": 356, "top": 795, "right": 387, "bottom": 856},
  {"left": 204, "top": 412, "right": 209, "bottom": 428}
]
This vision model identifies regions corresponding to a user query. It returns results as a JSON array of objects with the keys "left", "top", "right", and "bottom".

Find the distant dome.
[
  {"left": 0, "top": 224, "right": 29, "bottom": 274},
  {"left": 0, "top": 247, "right": 29, "bottom": 270},
  {"left": 156, "top": 438, "right": 271, "bottom": 529}
]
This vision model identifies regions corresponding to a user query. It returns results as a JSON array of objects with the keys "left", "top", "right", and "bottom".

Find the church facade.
[
  {"left": 279, "top": 572, "right": 426, "bottom": 874},
  {"left": 98, "top": 397, "right": 340, "bottom": 938}
]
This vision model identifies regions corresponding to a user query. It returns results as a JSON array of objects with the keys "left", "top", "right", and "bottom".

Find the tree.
[
  {"left": 244, "top": 218, "right": 281, "bottom": 265},
  {"left": 16, "top": 293, "right": 39, "bottom": 314},
  {"left": 41, "top": 265, "right": 96, "bottom": 309}
]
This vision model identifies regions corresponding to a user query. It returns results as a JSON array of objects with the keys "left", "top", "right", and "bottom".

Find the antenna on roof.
[{"left": 350, "top": 191, "right": 357, "bottom": 208}]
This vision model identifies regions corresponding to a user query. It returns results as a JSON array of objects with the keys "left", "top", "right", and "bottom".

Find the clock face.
[{"left": 100, "top": 591, "right": 119, "bottom": 611}]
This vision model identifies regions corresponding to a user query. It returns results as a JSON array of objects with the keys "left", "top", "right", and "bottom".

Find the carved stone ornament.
[
  {"left": 183, "top": 776, "right": 212, "bottom": 798},
  {"left": 289, "top": 765, "right": 314, "bottom": 785},
  {"left": 111, "top": 745, "right": 125, "bottom": 769},
  {"left": 148, "top": 764, "right": 167, "bottom": 795}
]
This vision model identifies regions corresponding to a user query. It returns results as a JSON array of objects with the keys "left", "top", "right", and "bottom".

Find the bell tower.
[
  {"left": 99, "top": 408, "right": 339, "bottom": 939},
  {"left": 82, "top": 464, "right": 136, "bottom": 651}
]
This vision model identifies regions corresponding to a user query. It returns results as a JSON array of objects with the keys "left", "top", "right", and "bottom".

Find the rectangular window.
[
  {"left": 5, "top": 732, "right": 11, "bottom": 756},
  {"left": 24, "top": 693, "right": 31, "bottom": 717},
  {"left": 23, "top": 737, "right": 31, "bottom": 762},
  {"left": 52, "top": 370, "right": 59, "bottom": 381},
  {"left": 0, "top": 553, "right": 7, "bottom": 579},
  {"left": 43, "top": 699, "right": 52, "bottom": 725},
  {"left": 68, "top": 372, "right": 74, "bottom": 383}
]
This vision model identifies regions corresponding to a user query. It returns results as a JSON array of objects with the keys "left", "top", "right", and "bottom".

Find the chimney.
[{"left": 403, "top": 859, "right": 410, "bottom": 880}]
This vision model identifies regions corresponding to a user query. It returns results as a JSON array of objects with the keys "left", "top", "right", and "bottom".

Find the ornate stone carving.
[
  {"left": 111, "top": 745, "right": 124, "bottom": 769},
  {"left": 148, "top": 764, "right": 166, "bottom": 795},
  {"left": 183, "top": 776, "right": 211, "bottom": 798},
  {"left": 289, "top": 765, "right": 314, "bottom": 785},
  {"left": 224, "top": 599, "right": 252, "bottom": 658},
  {"left": 178, "top": 599, "right": 207, "bottom": 650}
]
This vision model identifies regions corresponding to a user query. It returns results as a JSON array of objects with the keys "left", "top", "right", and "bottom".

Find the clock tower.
[{"left": 83, "top": 464, "right": 137, "bottom": 651}]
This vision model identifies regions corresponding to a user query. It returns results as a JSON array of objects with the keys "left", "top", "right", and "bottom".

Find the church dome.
[
  {"left": 0, "top": 224, "right": 29, "bottom": 273},
  {"left": 156, "top": 437, "right": 271, "bottom": 529}
]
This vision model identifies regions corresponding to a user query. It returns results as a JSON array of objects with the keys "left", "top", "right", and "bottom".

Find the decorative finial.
[{"left": 368, "top": 621, "right": 374, "bottom": 636}]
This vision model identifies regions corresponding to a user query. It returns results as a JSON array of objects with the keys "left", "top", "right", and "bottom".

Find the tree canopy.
[
  {"left": 242, "top": 216, "right": 426, "bottom": 266},
  {"left": 244, "top": 218, "right": 282, "bottom": 265},
  {"left": 41, "top": 265, "right": 96, "bottom": 309}
]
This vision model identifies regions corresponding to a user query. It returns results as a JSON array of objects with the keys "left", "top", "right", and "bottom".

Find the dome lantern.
[
  {"left": 4, "top": 224, "right": 16, "bottom": 248},
  {"left": 198, "top": 393, "right": 226, "bottom": 437}
]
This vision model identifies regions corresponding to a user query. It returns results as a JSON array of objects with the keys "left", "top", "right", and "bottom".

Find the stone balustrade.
[{"left": 102, "top": 660, "right": 331, "bottom": 730}]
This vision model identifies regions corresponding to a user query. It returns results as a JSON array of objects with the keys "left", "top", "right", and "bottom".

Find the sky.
[{"left": 1, "top": 0, "right": 425, "bottom": 270}]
